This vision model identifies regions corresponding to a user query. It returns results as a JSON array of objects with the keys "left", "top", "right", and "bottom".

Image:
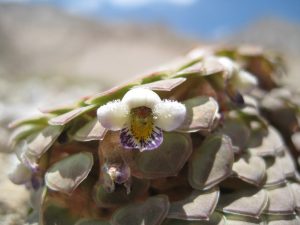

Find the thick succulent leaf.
[
  {"left": 264, "top": 185, "right": 295, "bottom": 215},
  {"left": 292, "top": 132, "right": 300, "bottom": 152},
  {"left": 8, "top": 162, "right": 32, "bottom": 185},
  {"left": 73, "top": 118, "right": 107, "bottom": 141},
  {"left": 9, "top": 124, "right": 44, "bottom": 147},
  {"left": 42, "top": 203, "right": 77, "bottom": 225},
  {"left": 136, "top": 77, "right": 186, "bottom": 91},
  {"left": 278, "top": 150, "right": 296, "bottom": 178},
  {"left": 85, "top": 83, "right": 139, "bottom": 105},
  {"left": 175, "top": 59, "right": 224, "bottom": 77},
  {"left": 225, "top": 215, "right": 263, "bottom": 225},
  {"left": 264, "top": 157, "right": 286, "bottom": 187},
  {"left": 179, "top": 97, "right": 219, "bottom": 133},
  {"left": 261, "top": 97, "right": 299, "bottom": 135},
  {"left": 220, "top": 118, "right": 251, "bottom": 153},
  {"left": 75, "top": 219, "right": 111, "bottom": 225},
  {"left": 139, "top": 71, "right": 167, "bottom": 84},
  {"left": 163, "top": 213, "right": 226, "bottom": 225},
  {"left": 248, "top": 127, "right": 284, "bottom": 157},
  {"left": 218, "top": 189, "right": 268, "bottom": 218},
  {"left": 158, "top": 55, "right": 199, "bottom": 73},
  {"left": 264, "top": 215, "right": 300, "bottom": 225},
  {"left": 111, "top": 195, "right": 169, "bottom": 225},
  {"left": 93, "top": 178, "right": 149, "bottom": 208},
  {"left": 226, "top": 220, "right": 262, "bottom": 225},
  {"left": 130, "top": 132, "right": 192, "bottom": 179},
  {"left": 290, "top": 183, "right": 300, "bottom": 212},
  {"left": 232, "top": 156, "right": 266, "bottom": 186},
  {"left": 189, "top": 134, "right": 234, "bottom": 190},
  {"left": 49, "top": 105, "right": 96, "bottom": 126},
  {"left": 9, "top": 116, "right": 48, "bottom": 129},
  {"left": 20, "top": 125, "right": 64, "bottom": 166},
  {"left": 39, "top": 104, "right": 76, "bottom": 114},
  {"left": 167, "top": 187, "right": 219, "bottom": 220},
  {"left": 45, "top": 152, "right": 93, "bottom": 194}
]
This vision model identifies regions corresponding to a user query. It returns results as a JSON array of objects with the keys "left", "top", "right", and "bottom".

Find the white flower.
[{"left": 97, "top": 88, "right": 186, "bottom": 151}]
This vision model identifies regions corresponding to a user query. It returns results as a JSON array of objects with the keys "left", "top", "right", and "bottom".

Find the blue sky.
[{"left": 1, "top": 0, "right": 300, "bottom": 39}]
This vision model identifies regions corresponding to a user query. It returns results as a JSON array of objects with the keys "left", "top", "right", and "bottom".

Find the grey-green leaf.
[
  {"left": 93, "top": 178, "right": 149, "bottom": 208},
  {"left": 45, "top": 152, "right": 93, "bottom": 194},
  {"left": 264, "top": 215, "right": 300, "bottom": 225},
  {"left": 75, "top": 219, "right": 111, "bottom": 225},
  {"left": 73, "top": 118, "right": 107, "bottom": 141},
  {"left": 264, "top": 185, "right": 295, "bottom": 215},
  {"left": 163, "top": 212, "right": 226, "bottom": 225},
  {"left": 179, "top": 97, "right": 219, "bottom": 133},
  {"left": 290, "top": 183, "right": 300, "bottom": 212},
  {"left": 264, "top": 157, "right": 286, "bottom": 187},
  {"left": 189, "top": 134, "right": 234, "bottom": 190},
  {"left": 130, "top": 132, "right": 192, "bottom": 179},
  {"left": 136, "top": 77, "right": 186, "bottom": 91},
  {"left": 225, "top": 215, "right": 263, "bottom": 225},
  {"left": 49, "top": 105, "right": 96, "bottom": 126},
  {"left": 167, "top": 187, "right": 219, "bottom": 220},
  {"left": 232, "top": 156, "right": 266, "bottom": 186},
  {"left": 220, "top": 118, "right": 250, "bottom": 154},
  {"left": 248, "top": 127, "right": 284, "bottom": 157},
  {"left": 218, "top": 189, "right": 268, "bottom": 218},
  {"left": 111, "top": 195, "right": 169, "bottom": 225}
]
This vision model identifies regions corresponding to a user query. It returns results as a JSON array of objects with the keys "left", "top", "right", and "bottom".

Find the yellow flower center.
[{"left": 130, "top": 107, "right": 154, "bottom": 143}]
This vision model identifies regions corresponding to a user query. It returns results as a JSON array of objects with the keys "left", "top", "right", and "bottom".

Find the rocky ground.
[{"left": 0, "top": 3, "right": 300, "bottom": 225}]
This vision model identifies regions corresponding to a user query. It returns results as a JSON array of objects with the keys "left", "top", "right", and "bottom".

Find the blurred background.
[{"left": 0, "top": 0, "right": 300, "bottom": 223}]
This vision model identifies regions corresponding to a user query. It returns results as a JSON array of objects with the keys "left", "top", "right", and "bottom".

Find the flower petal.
[
  {"left": 97, "top": 100, "right": 129, "bottom": 131},
  {"left": 122, "top": 88, "right": 161, "bottom": 109},
  {"left": 154, "top": 100, "right": 186, "bottom": 131},
  {"left": 120, "top": 126, "right": 163, "bottom": 151}
]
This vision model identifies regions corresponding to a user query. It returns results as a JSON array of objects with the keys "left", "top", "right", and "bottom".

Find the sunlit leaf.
[
  {"left": 232, "top": 156, "right": 266, "bottom": 186},
  {"left": 163, "top": 212, "right": 226, "bottom": 225},
  {"left": 278, "top": 150, "right": 296, "bottom": 178},
  {"left": 264, "top": 157, "right": 286, "bottom": 187},
  {"left": 73, "top": 118, "right": 107, "bottom": 141},
  {"left": 264, "top": 215, "right": 299, "bottom": 225},
  {"left": 129, "top": 132, "right": 192, "bottom": 179},
  {"left": 264, "top": 185, "right": 295, "bottom": 215},
  {"left": 85, "top": 83, "right": 139, "bottom": 105},
  {"left": 167, "top": 187, "right": 219, "bottom": 220},
  {"left": 248, "top": 127, "right": 284, "bottom": 157},
  {"left": 111, "top": 195, "right": 169, "bottom": 225},
  {"left": 218, "top": 189, "right": 268, "bottom": 218},
  {"left": 8, "top": 162, "right": 32, "bottom": 185},
  {"left": 179, "top": 97, "right": 219, "bottom": 133},
  {"left": 225, "top": 215, "right": 263, "bottom": 225},
  {"left": 175, "top": 59, "right": 224, "bottom": 77},
  {"left": 9, "top": 115, "right": 48, "bottom": 129},
  {"left": 45, "top": 152, "right": 93, "bottom": 194},
  {"left": 136, "top": 77, "right": 186, "bottom": 91},
  {"left": 290, "top": 183, "right": 300, "bottom": 212},
  {"left": 49, "top": 105, "right": 96, "bottom": 126},
  {"left": 189, "top": 134, "right": 234, "bottom": 190}
]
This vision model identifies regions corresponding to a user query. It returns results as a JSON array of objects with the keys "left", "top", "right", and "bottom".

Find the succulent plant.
[{"left": 8, "top": 45, "right": 300, "bottom": 225}]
